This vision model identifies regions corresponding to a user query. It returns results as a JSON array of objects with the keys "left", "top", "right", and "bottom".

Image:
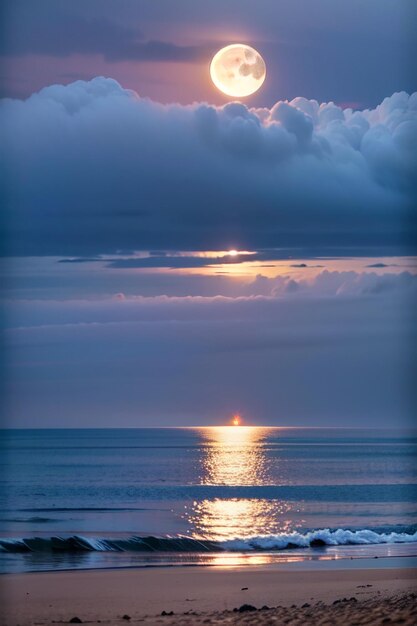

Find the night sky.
[
  {"left": 1, "top": 0, "right": 416, "bottom": 427},
  {"left": 2, "top": 0, "right": 416, "bottom": 106}
]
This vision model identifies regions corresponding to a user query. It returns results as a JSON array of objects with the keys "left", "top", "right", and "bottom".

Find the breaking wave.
[{"left": 1, "top": 527, "right": 417, "bottom": 554}]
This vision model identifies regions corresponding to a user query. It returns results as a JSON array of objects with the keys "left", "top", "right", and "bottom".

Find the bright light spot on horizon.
[
  {"left": 228, "top": 249, "right": 238, "bottom": 257},
  {"left": 232, "top": 414, "right": 241, "bottom": 426}
]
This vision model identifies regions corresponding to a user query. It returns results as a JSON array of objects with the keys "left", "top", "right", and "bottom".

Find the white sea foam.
[
  {"left": 222, "top": 528, "right": 417, "bottom": 551},
  {"left": 1, "top": 528, "right": 416, "bottom": 554}
]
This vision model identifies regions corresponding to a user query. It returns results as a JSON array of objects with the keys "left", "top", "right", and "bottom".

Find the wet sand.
[{"left": 1, "top": 564, "right": 416, "bottom": 625}]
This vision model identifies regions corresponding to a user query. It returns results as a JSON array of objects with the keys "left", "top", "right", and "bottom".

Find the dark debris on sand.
[{"left": 154, "top": 592, "right": 417, "bottom": 625}]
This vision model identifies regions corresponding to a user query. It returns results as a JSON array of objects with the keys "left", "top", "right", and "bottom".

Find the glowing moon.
[{"left": 210, "top": 44, "right": 266, "bottom": 98}]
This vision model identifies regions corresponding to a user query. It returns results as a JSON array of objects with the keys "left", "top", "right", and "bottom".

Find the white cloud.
[{"left": 1, "top": 78, "right": 416, "bottom": 255}]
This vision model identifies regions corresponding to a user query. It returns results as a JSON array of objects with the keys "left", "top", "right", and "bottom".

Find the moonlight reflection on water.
[{"left": 185, "top": 427, "right": 299, "bottom": 540}]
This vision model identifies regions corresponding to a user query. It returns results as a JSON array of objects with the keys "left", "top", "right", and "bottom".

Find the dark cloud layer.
[
  {"left": 1, "top": 78, "right": 416, "bottom": 257},
  {"left": 61, "top": 253, "right": 255, "bottom": 270},
  {"left": 0, "top": 12, "right": 208, "bottom": 63}
]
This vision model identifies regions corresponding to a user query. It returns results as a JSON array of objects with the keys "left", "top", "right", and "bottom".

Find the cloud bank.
[
  {"left": 4, "top": 270, "right": 415, "bottom": 427},
  {"left": 1, "top": 78, "right": 416, "bottom": 256},
  {"left": 5, "top": 270, "right": 417, "bottom": 329}
]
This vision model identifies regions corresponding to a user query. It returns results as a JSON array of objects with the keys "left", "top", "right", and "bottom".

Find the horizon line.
[{"left": 0, "top": 425, "right": 414, "bottom": 431}]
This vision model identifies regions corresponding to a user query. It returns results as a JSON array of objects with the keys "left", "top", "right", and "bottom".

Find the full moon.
[{"left": 210, "top": 44, "right": 266, "bottom": 98}]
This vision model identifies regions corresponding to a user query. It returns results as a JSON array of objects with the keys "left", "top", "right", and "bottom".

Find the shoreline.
[
  {"left": 2, "top": 553, "right": 417, "bottom": 577},
  {"left": 1, "top": 543, "right": 417, "bottom": 575},
  {"left": 2, "top": 562, "right": 416, "bottom": 625}
]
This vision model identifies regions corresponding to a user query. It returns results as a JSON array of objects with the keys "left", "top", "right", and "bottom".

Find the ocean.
[{"left": 1, "top": 427, "right": 416, "bottom": 573}]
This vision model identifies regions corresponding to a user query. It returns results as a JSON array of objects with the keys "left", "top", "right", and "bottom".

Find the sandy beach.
[{"left": 1, "top": 563, "right": 416, "bottom": 626}]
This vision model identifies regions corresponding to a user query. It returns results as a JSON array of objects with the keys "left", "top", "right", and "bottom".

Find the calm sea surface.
[{"left": 1, "top": 428, "right": 416, "bottom": 573}]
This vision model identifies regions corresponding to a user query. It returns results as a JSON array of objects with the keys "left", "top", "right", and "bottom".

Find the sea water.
[{"left": 1, "top": 427, "right": 416, "bottom": 573}]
